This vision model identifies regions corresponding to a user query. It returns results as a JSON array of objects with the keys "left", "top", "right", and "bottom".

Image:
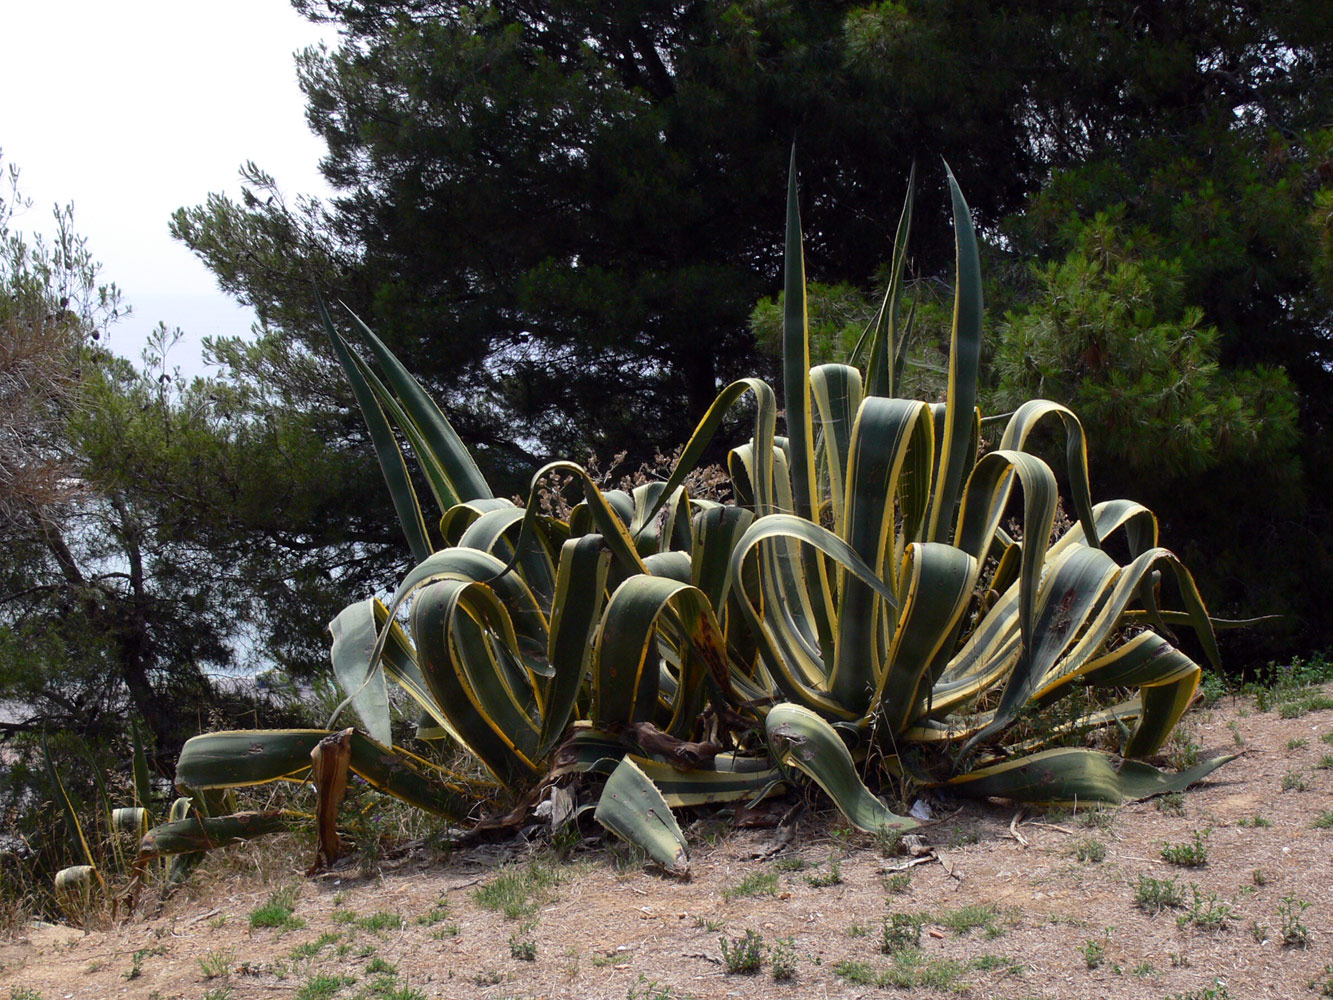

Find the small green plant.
[
  {"left": 122, "top": 946, "right": 165, "bottom": 981},
  {"left": 1166, "top": 979, "right": 1229, "bottom": 1000},
  {"left": 1314, "top": 811, "right": 1333, "bottom": 829},
  {"left": 936, "top": 902, "right": 1001, "bottom": 936},
  {"left": 1072, "top": 838, "right": 1106, "bottom": 862},
  {"left": 720, "top": 929, "right": 764, "bottom": 974},
  {"left": 1198, "top": 671, "right": 1227, "bottom": 706},
  {"left": 413, "top": 899, "right": 450, "bottom": 925},
  {"left": 1226, "top": 720, "right": 1245, "bottom": 746},
  {"left": 1135, "top": 874, "right": 1186, "bottom": 913},
  {"left": 1080, "top": 936, "right": 1105, "bottom": 969},
  {"left": 1076, "top": 807, "right": 1115, "bottom": 830},
  {"left": 9, "top": 990, "right": 45, "bottom": 1000},
  {"left": 474, "top": 861, "right": 558, "bottom": 920},
  {"left": 1317, "top": 754, "right": 1333, "bottom": 769},
  {"left": 365, "top": 957, "right": 397, "bottom": 975},
  {"left": 203, "top": 987, "right": 236, "bottom": 1000},
  {"left": 250, "top": 887, "right": 304, "bottom": 931},
  {"left": 1282, "top": 771, "right": 1308, "bottom": 792},
  {"left": 1278, "top": 894, "right": 1311, "bottom": 947},
  {"left": 773, "top": 856, "right": 808, "bottom": 872},
  {"left": 1167, "top": 731, "right": 1202, "bottom": 769},
  {"left": 1161, "top": 829, "right": 1209, "bottom": 867},
  {"left": 1252, "top": 868, "right": 1267, "bottom": 885},
  {"left": 625, "top": 976, "right": 693, "bottom": 1000},
  {"left": 805, "top": 858, "right": 843, "bottom": 888},
  {"left": 1286, "top": 737, "right": 1309, "bottom": 750},
  {"left": 1250, "top": 919, "right": 1269, "bottom": 943},
  {"left": 293, "top": 974, "right": 356, "bottom": 1000},
  {"left": 198, "top": 948, "right": 234, "bottom": 979},
  {"left": 1236, "top": 814, "right": 1272, "bottom": 828},
  {"left": 1312, "top": 963, "right": 1333, "bottom": 998},
  {"left": 1323, "top": 730, "right": 1333, "bottom": 745},
  {"left": 724, "top": 871, "right": 778, "bottom": 901},
  {"left": 846, "top": 921, "right": 870, "bottom": 937},
  {"left": 883, "top": 871, "right": 911, "bottom": 894},
  {"left": 1132, "top": 961, "right": 1154, "bottom": 977},
  {"left": 1176, "top": 885, "right": 1234, "bottom": 931},
  {"left": 1156, "top": 792, "right": 1185, "bottom": 815},
  {"left": 509, "top": 931, "right": 537, "bottom": 961},
  {"left": 1278, "top": 694, "right": 1333, "bottom": 718},
  {"left": 882, "top": 912, "right": 923, "bottom": 953},
  {"left": 355, "top": 911, "right": 404, "bottom": 933},
  {"left": 288, "top": 932, "right": 341, "bottom": 961},
  {"left": 591, "top": 951, "right": 631, "bottom": 968},
  {"left": 770, "top": 936, "right": 797, "bottom": 982}
]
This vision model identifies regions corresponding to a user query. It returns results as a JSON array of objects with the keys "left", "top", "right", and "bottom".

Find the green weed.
[
  {"left": 1160, "top": 829, "right": 1209, "bottom": 867},
  {"left": 474, "top": 860, "right": 558, "bottom": 919},
  {"left": 723, "top": 871, "right": 778, "bottom": 901},
  {"left": 1135, "top": 874, "right": 1185, "bottom": 913},
  {"left": 720, "top": 929, "right": 764, "bottom": 974},
  {"left": 770, "top": 936, "right": 797, "bottom": 981},
  {"left": 882, "top": 912, "right": 923, "bottom": 953},
  {"left": 198, "top": 948, "right": 235, "bottom": 978},
  {"left": 1176, "top": 885, "right": 1234, "bottom": 931},
  {"left": 293, "top": 974, "right": 356, "bottom": 1000},
  {"left": 1278, "top": 894, "right": 1311, "bottom": 947},
  {"left": 250, "top": 887, "right": 305, "bottom": 931},
  {"left": 1071, "top": 838, "right": 1106, "bottom": 862}
]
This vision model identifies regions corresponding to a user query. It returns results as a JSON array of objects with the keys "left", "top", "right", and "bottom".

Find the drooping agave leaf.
[
  {"left": 540, "top": 534, "right": 612, "bottom": 755},
  {"left": 873, "top": 542, "right": 978, "bottom": 731},
  {"left": 810, "top": 363, "right": 863, "bottom": 527},
  {"left": 176, "top": 729, "right": 326, "bottom": 788},
  {"left": 592, "top": 576, "right": 731, "bottom": 737},
  {"left": 329, "top": 599, "right": 393, "bottom": 746},
  {"left": 999, "top": 400, "right": 1100, "bottom": 549},
  {"left": 411, "top": 578, "right": 544, "bottom": 785},
  {"left": 176, "top": 729, "right": 477, "bottom": 819},
  {"left": 1062, "top": 631, "right": 1200, "bottom": 758},
  {"left": 594, "top": 756, "right": 688, "bottom": 875},
  {"left": 53, "top": 866, "right": 97, "bottom": 918},
  {"left": 138, "top": 810, "right": 302, "bottom": 859},
  {"left": 943, "top": 747, "right": 1236, "bottom": 806},
  {"left": 765, "top": 704, "right": 917, "bottom": 834},
  {"left": 727, "top": 514, "right": 903, "bottom": 719},
  {"left": 112, "top": 807, "right": 148, "bottom": 837},
  {"left": 632, "top": 754, "right": 786, "bottom": 808}
]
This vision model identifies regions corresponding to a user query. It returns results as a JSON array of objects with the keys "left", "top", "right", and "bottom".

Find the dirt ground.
[{"left": 3, "top": 687, "right": 1332, "bottom": 1000}]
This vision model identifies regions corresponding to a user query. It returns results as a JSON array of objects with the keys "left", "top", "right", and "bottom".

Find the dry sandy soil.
[{"left": 3, "top": 687, "right": 1332, "bottom": 1000}]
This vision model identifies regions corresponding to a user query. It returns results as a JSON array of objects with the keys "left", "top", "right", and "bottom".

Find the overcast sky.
[{"left": 1, "top": 0, "right": 338, "bottom": 376}]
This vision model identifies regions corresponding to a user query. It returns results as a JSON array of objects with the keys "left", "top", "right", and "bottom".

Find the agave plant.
[{"left": 145, "top": 156, "right": 1232, "bottom": 877}]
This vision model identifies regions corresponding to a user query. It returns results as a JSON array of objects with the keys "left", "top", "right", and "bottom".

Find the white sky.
[{"left": 1, "top": 0, "right": 338, "bottom": 376}]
